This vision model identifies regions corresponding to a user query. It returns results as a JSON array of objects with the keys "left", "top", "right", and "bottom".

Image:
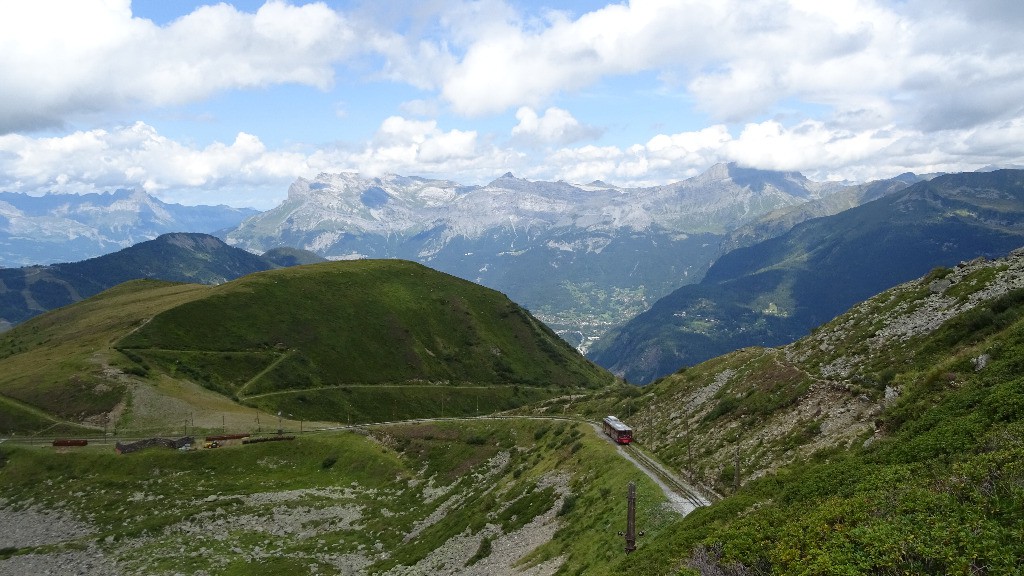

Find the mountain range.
[
  {"left": 590, "top": 169, "right": 1024, "bottom": 382},
  {"left": 0, "top": 188, "right": 257, "bottom": 268},
  {"left": 8, "top": 166, "right": 1024, "bottom": 388},
  {"left": 1, "top": 165, "right": 918, "bottom": 350},
  {"left": 224, "top": 164, "right": 910, "bottom": 349}
]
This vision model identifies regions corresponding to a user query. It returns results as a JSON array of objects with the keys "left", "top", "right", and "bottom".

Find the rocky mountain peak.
[
  {"left": 685, "top": 162, "right": 814, "bottom": 198},
  {"left": 692, "top": 162, "right": 733, "bottom": 183},
  {"left": 162, "top": 232, "right": 231, "bottom": 253},
  {"left": 486, "top": 172, "right": 522, "bottom": 187}
]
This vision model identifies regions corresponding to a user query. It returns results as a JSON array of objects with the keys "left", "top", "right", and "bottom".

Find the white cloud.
[
  {"left": 2, "top": 0, "right": 1024, "bottom": 207},
  {"left": 545, "top": 145, "right": 626, "bottom": 184},
  {"left": 540, "top": 118, "right": 1024, "bottom": 187},
  {"left": 0, "top": 118, "right": 512, "bottom": 207},
  {"left": 413, "top": 0, "right": 1024, "bottom": 136},
  {"left": 3, "top": 115, "right": 1024, "bottom": 210},
  {"left": 543, "top": 124, "right": 740, "bottom": 185},
  {"left": 0, "top": 122, "right": 310, "bottom": 203},
  {"left": 435, "top": 0, "right": 709, "bottom": 116},
  {"left": 3, "top": 0, "right": 1023, "bottom": 142},
  {"left": 0, "top": 0, "right": 357, "bottom": 133},
  {"left": 511, "top": 107, "right": 601, "bottom": 146},
  {"left": 347, "top": 116, "right": 512, "bottom": 179}
]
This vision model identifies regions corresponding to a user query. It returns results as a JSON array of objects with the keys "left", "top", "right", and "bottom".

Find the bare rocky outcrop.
[
  {"left": 636, "top": 246, "right": 1024, "bottom": 493},
  {"left": 383, "top": 472, "right": 570, "bottom": 576}
]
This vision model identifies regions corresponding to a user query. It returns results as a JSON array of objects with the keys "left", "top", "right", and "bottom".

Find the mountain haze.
[
  {"left": 590, "top": 169, "right": 1024, "bottom": 383},
  {"left": 0, "top": 189, "right": 257, "bottom": 267},
  {"left": 1, "top": 166, "right": 913, "bottom": 353},
  {"left": 0, "top": 233, "right": 318, "bottom": 330},
  {"left": 721, "top": 172, "right": 919, "bottom": 253}
]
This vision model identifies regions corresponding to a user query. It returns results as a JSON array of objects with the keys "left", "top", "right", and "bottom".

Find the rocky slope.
[{"left": 630, "top": 245, "right": 1024, "bottom": 492}]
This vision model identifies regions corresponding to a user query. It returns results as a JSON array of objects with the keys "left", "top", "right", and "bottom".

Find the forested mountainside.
[{"left": 591, "top": 169, "right": 1024, "bottom": 383}]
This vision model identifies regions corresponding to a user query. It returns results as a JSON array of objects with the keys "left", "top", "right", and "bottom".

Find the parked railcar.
[{"left": 602, "top": 415, "right": 633, "bottom": 444}]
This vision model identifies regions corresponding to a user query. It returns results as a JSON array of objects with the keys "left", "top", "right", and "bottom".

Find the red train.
[{"left": 602, "top": 416, "right": 633, "bottom": 444}]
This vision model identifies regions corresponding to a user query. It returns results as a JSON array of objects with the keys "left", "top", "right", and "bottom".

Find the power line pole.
[{"left": 625, "top": 481, "right": 637, "bottom": 553}]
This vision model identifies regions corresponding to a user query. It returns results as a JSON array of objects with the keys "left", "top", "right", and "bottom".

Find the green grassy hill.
[{"left": 0, "top": 260, "right": 613, "bottom": 435}]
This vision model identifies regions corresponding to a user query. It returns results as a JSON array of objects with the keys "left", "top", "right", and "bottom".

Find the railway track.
[{"left": 623, "top": 443, "right": 712, "bottom": 510}]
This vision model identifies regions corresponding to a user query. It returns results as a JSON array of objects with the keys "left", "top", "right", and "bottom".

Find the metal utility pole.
[{"left": 625, "top": 481, "right": 637, "bottom": 553}]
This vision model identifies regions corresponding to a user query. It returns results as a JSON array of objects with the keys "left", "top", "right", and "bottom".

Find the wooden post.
[{"left": 625, "top": 481, "right": 637, "bottom": 553}]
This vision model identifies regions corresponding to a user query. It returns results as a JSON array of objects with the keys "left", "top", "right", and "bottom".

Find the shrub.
[
  {"left": 465, "top": 536, "right": 492, "bottom": 566},
  {"left": 557, "top": 494, "right": 577, "bottom": 517}
]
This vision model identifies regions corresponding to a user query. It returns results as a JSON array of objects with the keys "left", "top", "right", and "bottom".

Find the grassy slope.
[
  {"left": 632, "top": 321, "right": 1024, "bottom": 574},
  {"left": 1, "top": 260, "right": 613, "bottom": 434},
  {"left": 114, "top": 260, "right": 612, "bottom": 419},
  {"left": 0, "top": 419, "right": 675, "bottom": 576},
  {"left": 0, "top": 280, "right": 209, "bottom": 434}
]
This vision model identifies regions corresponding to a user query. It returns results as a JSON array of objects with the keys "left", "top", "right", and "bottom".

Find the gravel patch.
[
  {"left": 383, "top": 472, "right": 570, "bottom": 576},
  {"left": 0, "top": 546, "right": 121, "bottom": 576},
  {"left": 0, "top": 502, "right": 94, "bottom": 549},
  {"left": 0, "top": 500, "right": 121, "bottom": 576}
]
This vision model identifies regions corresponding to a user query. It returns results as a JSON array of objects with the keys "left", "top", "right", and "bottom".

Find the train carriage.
[{"left": 602, "top": 415, "right": 633, "bottom": 444}]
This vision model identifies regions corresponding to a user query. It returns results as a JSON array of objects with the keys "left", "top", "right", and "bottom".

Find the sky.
[{"left": 2, "top": 0, "right": 1024, "bottom": 209}]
